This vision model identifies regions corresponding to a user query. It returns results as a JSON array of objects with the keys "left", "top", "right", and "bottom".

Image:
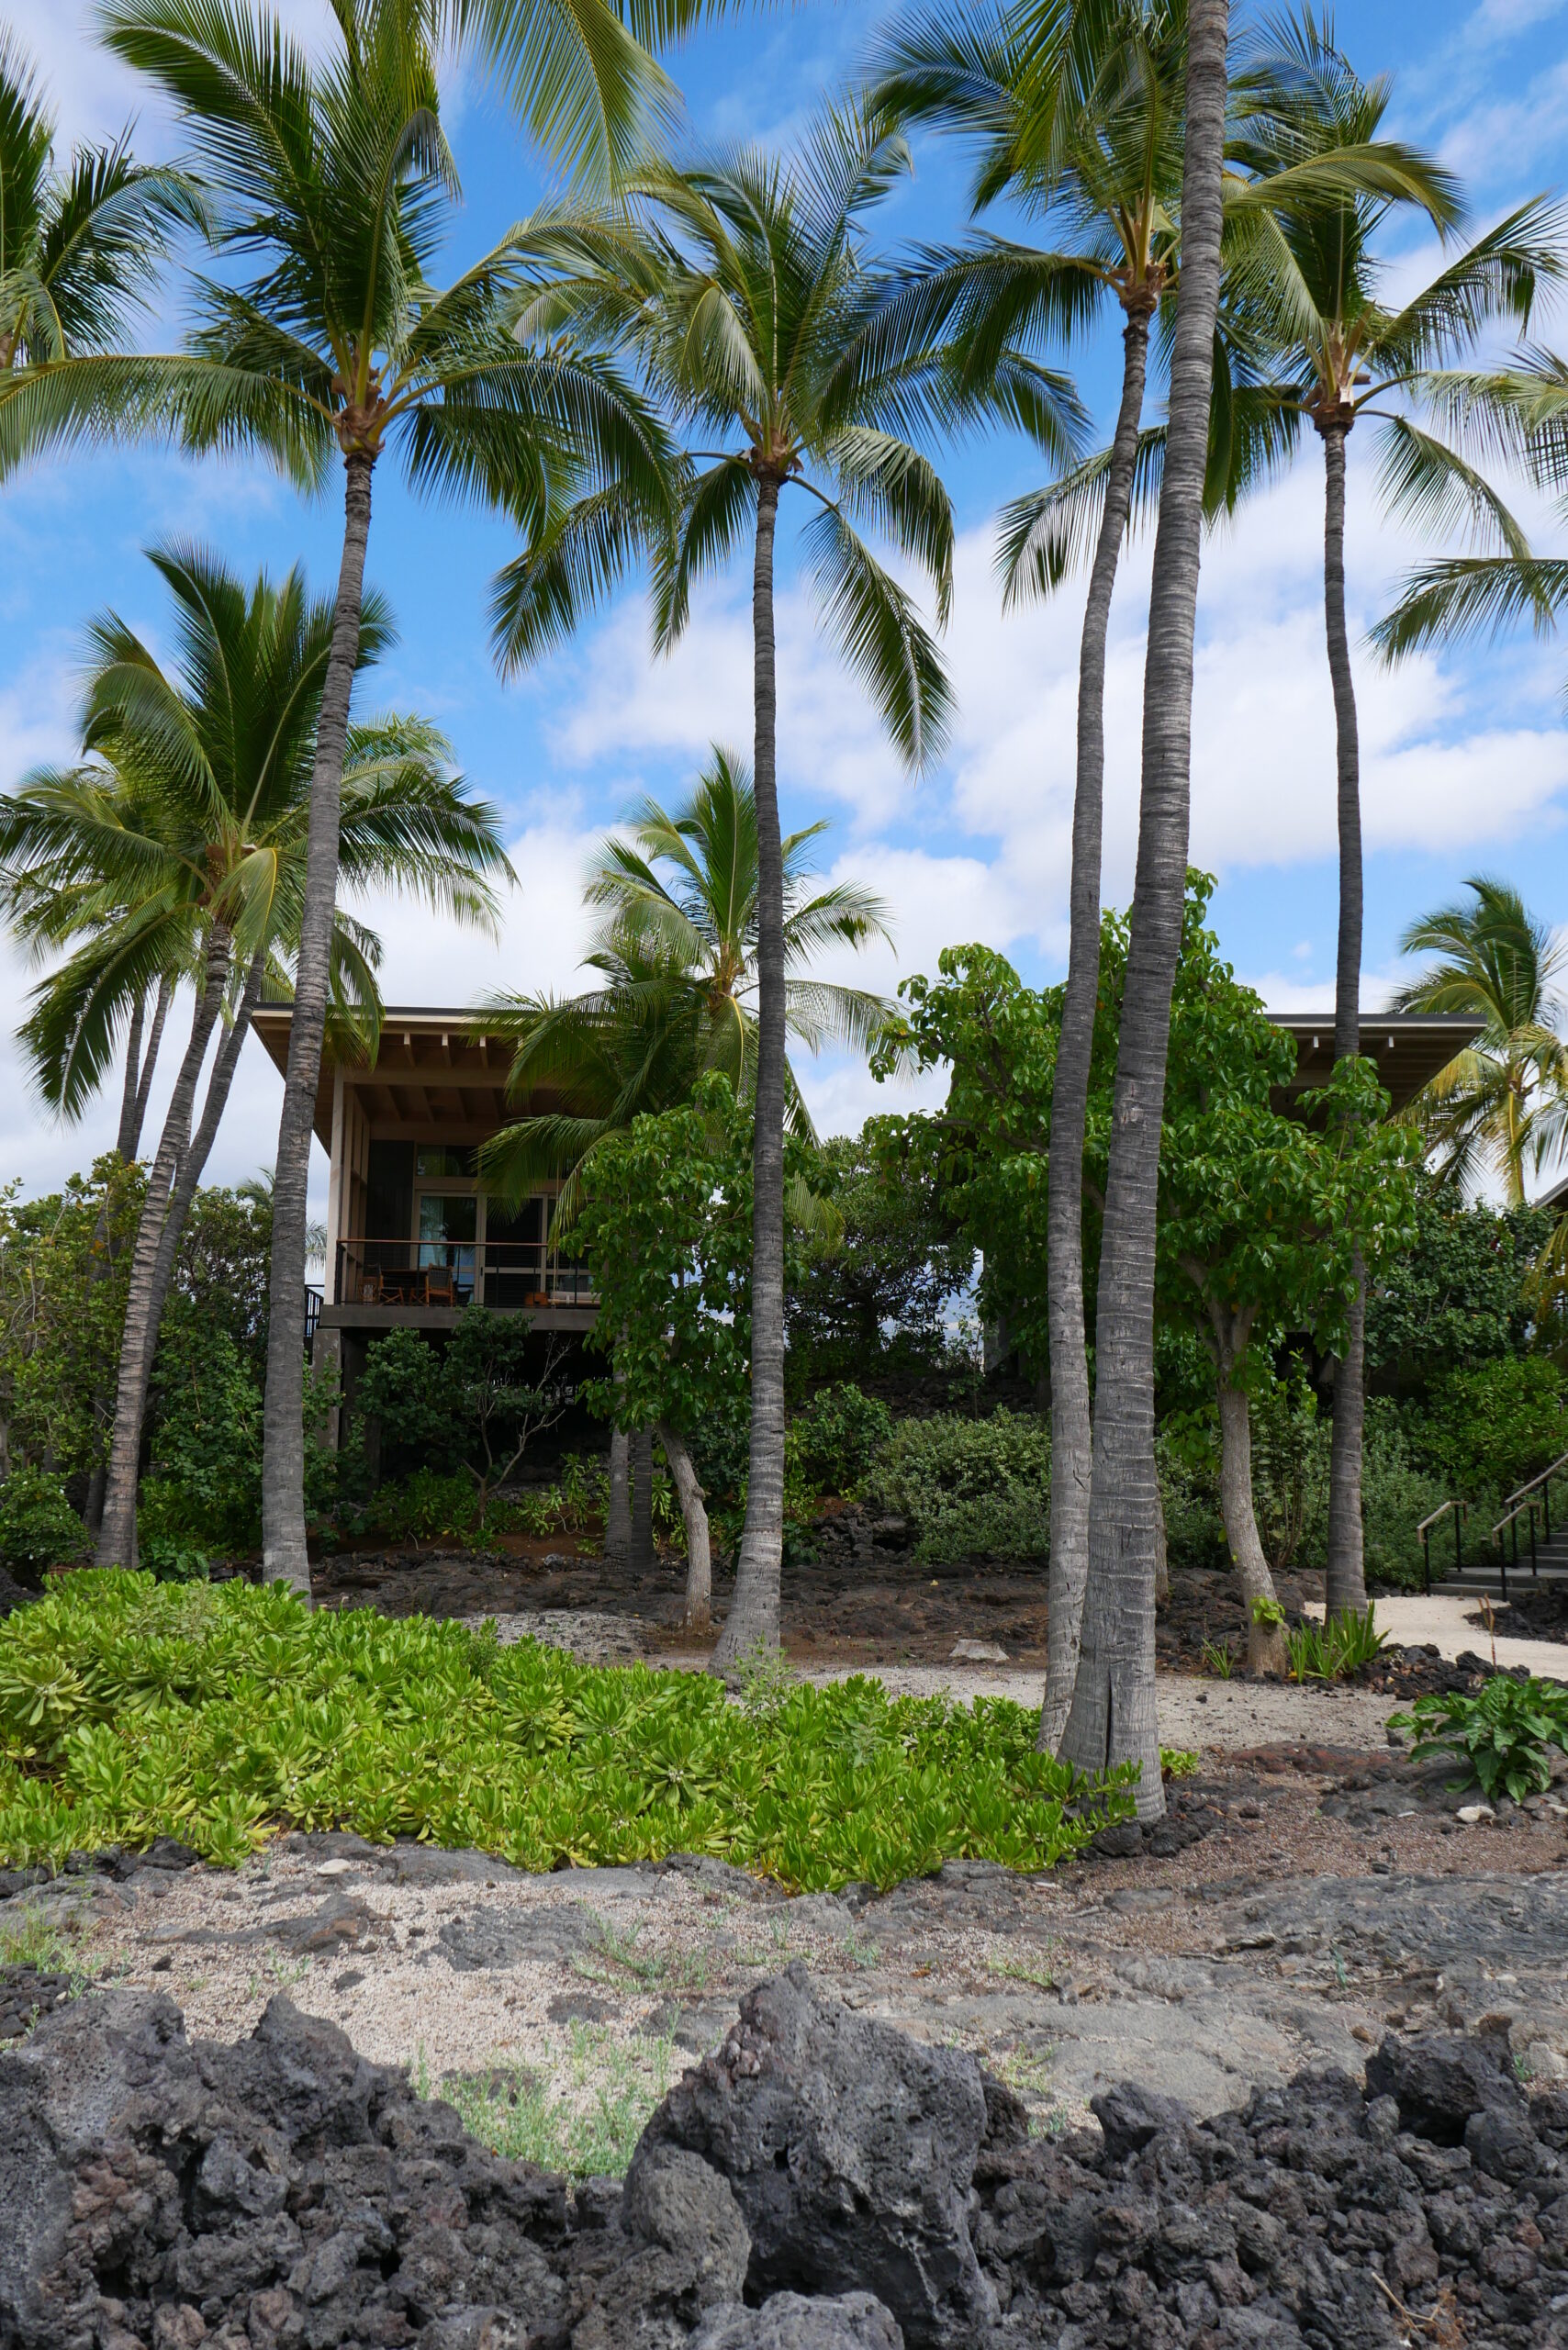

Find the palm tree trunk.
[
  {"left": 1210, "top": 1312, "right": 1288, "bottom": 1674},
  {"left": 95, "top": 927, "right": 230, "bottom": 1569},
  {"left": 261, "top": 452, "right": 374, "bottom": 1601},
  {"left": 1059, "top": 0, "right": 1230, "bottom": 1818},
  {"left": 1319, "top": 420, "right": 1368, "bottom": 1617},
  {"left": 607, "top": 1425, "right": 631, "bottom": 1561},
  {"left": 87, "top": 974, "right": 178, "bottom": 1532},
  {"left": 713, "top": 472, "right": 786, "bottom": 1671},
  {"left": 1039, "top": 301, "right": 1154, "bottom": 1757},
  {"left": 132, "top": 954, "right": 267, "bottom": 1436},
  {"left": 117, "top": 975, "right": 173, "bottom": 1164},
  {"left": 116, "top": 992, "right": 147, "bottom": 1162},
  {"left": 632, "top": 1426, "right": 655, "bottom": 1572},
  {"left": 658, "top": 1423, "right": 711, "bottom": 1631}
]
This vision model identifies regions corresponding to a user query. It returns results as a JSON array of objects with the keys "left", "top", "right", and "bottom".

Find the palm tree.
[
  {"left": 1392, "top": 878, "right": 1568, "bottom": 1205},
  {"left": 1225, "top": 8, "right": 1562, "bottom": 1613},
  {"left": 1370, "top": 347, "right": 1568, "bottom": 677},
  {"left": 49, "top": 0, "right": 681, "bottom": 1598},
  {"left": 0, "top": 541, "right": 510, "bottom": 1570},
  {"left": 495, "top": 110, "right": 970, "bottom": 1665},
  {"left": 0, "top": 29, "right": 199, "bottom": 397},
  {"left": 483, "top": 747, "right": 892, "bottom": 1211},
  {"left": 484, "top": 753, "right": 888, "bottom": 1583},
  {"left": 870, "top": 0, "right": 1186, "bottom": 1751},
  {"left": 1056, "top": 0, "right": 1230, "bottom": 1818}
]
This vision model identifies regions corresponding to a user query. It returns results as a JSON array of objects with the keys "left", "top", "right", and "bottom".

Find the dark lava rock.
[
  {"left": 0, "top": 1964, "right": 75, "bottom": 2042},
  {"left": 1365, "top": 2028, "right": 1523, "bottom": 2143},
  {"left": 5, "top": 1975, "right": 1568, "bottom": 2350},
  {"left": 1091, "top": 2079, "right": 1195, "bottom": 2163},
  {"left": 689, "top": 2294, "right": 904, "bottom": 2349},
  {"left": 639, "top": 1963, "right": 995, "bottom": 2350}
]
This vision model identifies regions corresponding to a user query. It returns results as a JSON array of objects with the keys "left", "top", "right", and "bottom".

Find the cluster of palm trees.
[{"left": 3, "top": 0, "right": 1565, "bottom": 1806}]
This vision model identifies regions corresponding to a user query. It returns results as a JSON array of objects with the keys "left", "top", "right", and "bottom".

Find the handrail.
[
  {"left": 1502, "top": 1449, "right": 1568, "bottom": 1512},
  {"left": 1417, "top": 1497, "right": 1467, "bottom": 1595}
]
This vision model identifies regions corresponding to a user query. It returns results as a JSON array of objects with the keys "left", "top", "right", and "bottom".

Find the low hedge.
[{"left": 0, "top": 1572, "right": 1131, "bottom": 1886}]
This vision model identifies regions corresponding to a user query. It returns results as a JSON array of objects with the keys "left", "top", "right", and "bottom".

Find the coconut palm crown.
[
  {"left": 0, "top": 28, "right": 201, "bottom": 393},
  {"left": 480, "top": 747, "right": 892, "bottom": 1214},
  {"left": 1393, "top": 877, "right": 1568, "bottom": 1208}
]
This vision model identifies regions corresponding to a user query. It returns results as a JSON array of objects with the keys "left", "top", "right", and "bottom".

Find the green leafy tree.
[
  {"left": 0, "top": 1467, "right": 86, "bottom": 1585},
  {"left": 1134, "top": 886, "right": 1423, "bottom": 1670},
  {"left": 785, "top": 1131, "right": 973, "bottom": 1387},
  {"left": 873, "top": 943, "right": 1082, "bottom": 1390},
  {"left": 0, "top": 1158, "right": 142, "bottom": 1489},
  {"left": 353, "top": 1313, "right": 572, "bottom": 1511},
  {"left": 0, "top": 543, "right": 508, "bottom": 1572},
  {"left": 493, "top": 107, "right": 983, "bottom": 1668},
  {"left": 1366, "top": 1189, "right": 1552, "bottom": 1398},
  {"left": 573, "top": 1079, "right": 759, "bottom": 1632}
]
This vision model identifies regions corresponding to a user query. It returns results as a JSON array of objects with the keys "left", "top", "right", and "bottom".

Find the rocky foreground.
[{"left": 3, "top": 1966, "right": 1566, "bottom": 2350}]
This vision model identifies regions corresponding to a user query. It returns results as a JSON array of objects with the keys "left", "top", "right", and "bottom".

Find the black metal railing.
[
  {"left": 304, "top": 1284, "right": 323, "bottom": 1346},
  {"left": 334, "top": 1237, "right": 596, "bottom": 1310},
  {"left": 1490, "top": 1449, "right": 1568, "bottom": 1603}
]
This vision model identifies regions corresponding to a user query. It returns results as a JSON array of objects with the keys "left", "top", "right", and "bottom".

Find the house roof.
[
  {"left": 253, "top": 1003, "right": 1484, "bottom": 1153},
  {"left": 1267, "top": 1013, "right": 1484, "bottom": 1115},
  {"left": 252, "top": 1005, "right": 528, "bottom": 1149}
]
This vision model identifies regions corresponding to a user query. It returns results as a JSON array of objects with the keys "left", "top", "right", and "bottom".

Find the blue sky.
[{"left": 4, "top": 0, "right": 1568, "bottom": 1209}]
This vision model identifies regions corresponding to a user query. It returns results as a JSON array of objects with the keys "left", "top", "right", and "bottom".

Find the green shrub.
[
  {"left": 0, "top": 1571, "right": 1135, "bottom": 1882},
  {"left": 790, "top": 1383, "right": 894, "bottom": 1496},
  {"left": 0, "top": 1468, "right": 86, "bottom": 1583},
  {"left": 354, "top": 1329, "right": 465, "bottom": 1478},
  {"left": 1416, "top": 1356, "right": 1567, "bottom": 1497},
  {"left": 135, "top": 1523, "right": 211, "bottom": 1583},
  {"left": 868, "top": 1408, "right": 1049, "bottom": 1563},
  {"left": 1155, "top": 1416, "right": 1228, "bottom": 1576},
  {"left": 144, "top": 1330, "right": 338, "bottom": 1558},
  {"left": 1360, "top": 1400, "right": 1465, "bottom": 1590},
  {"left": 363, "top": 1469, "right": 485, "bottom": 1547},
  {"left": 1390, "top": 1675, "right": 1568, "bottom": 1805}
]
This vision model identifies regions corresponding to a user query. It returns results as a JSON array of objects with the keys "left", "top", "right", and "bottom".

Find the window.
[{"left": 415, "top": 1145, "right": 474, "bottom": 1179}]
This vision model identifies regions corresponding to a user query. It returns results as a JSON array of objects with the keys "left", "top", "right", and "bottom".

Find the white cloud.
[{"left": 551, "top": 449, "right": 1568, "bottom": 996}]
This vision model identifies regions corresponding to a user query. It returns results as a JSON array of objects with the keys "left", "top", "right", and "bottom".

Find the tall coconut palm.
[
  {"left": 0, "top": 541, "right": 510, "bottom": 1569},
  {"left": 870, "top": 0, "right": 1187, "bottom": 1751},
  {"left": 493, "top": 110, "right": 1003, "bottom": 1665},
  {"left": 1056, "top": 0, "right": 1230, "bottom": 1818},
  {"left": 0, "top": 29, "right": 199, "bottom": 398},
  {"left": 1391, "top": 878, "right": 1568, "bottom": 1205},
  {"left": 1224, "top": 8, "right": 1562, "bottom": 1613},
  {"left": 482, "top": 747, "right": 893, "bottom": 1214},
  {"left": 49, "top": 0, "right": 680, "bottom": 1597}
]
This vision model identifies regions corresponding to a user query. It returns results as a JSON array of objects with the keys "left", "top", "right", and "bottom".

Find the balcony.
[{"left": 331, "top": 1237, "right": 597, "bottom": 1315}]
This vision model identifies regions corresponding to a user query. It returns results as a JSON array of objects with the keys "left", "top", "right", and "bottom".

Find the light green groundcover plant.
[{"left": 0, "top": 1573, "right": 1134, "bottom": 1886}]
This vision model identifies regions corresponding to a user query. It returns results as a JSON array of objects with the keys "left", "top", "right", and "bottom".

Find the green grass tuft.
[{"left": 438, "top": 2026, "right": 675, "bottom": 2176}]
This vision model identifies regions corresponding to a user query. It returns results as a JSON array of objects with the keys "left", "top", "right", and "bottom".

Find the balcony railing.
[{"left": 334, "top": 1237, "right": 596, "bottom": 1310}]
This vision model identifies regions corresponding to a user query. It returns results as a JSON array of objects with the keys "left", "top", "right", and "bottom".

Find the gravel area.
[{"left": 800, "top": 1664, "right": 1404, "bottom": 1755}]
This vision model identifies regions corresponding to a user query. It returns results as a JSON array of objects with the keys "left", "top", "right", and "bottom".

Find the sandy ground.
[{"left": 1304, "top": 1590, "right": 1565, "bottom": 1675}]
